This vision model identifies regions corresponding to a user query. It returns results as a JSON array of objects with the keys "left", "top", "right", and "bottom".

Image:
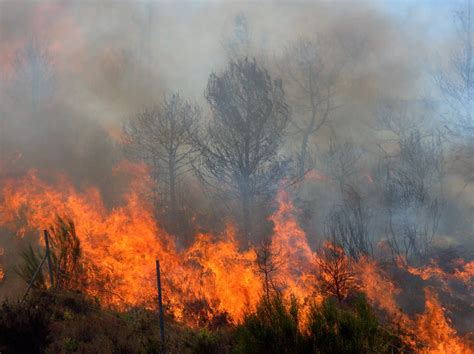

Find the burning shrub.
[
  {"left": 256, "top": 237, "right": 284, "bottom": 301},
  {"left": 181, "top": 298, "right": 231, "bottom": 329},
  {"left": 47, "top": 216, "right": 82, "bottom": 289},
  {"left": 316, "top": 242, "right": 357, "bottom": 302},
  {"left": 18, "top": 243, "right": 48, "bottom": 290},
  {"left": 18, "top": 216, "right": 84, "bottom": 291}
]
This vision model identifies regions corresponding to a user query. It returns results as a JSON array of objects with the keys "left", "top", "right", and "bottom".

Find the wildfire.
[
  {"left": 417, "top": 289, "right": 471, "bottom": 354},
  {"left": 407, "top": 258, "right": 473, "bottom": 288},
  {"left": 270, "top": 190, "right": 319, "bottom": 305},
  {"left": 0, "top": 166, "right": 262, "bottom": 323},
  {"left": 304, "top": 170, "right": 329, "bottom": 182},
  {"left": 0, "top": 164, "right": 472, "bottom": 352},
  {"left": 0, "top": 247, "right": 4, "bottom": 283}
]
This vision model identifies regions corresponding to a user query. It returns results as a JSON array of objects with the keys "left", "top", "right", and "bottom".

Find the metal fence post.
[
  {"left": 44, "top": 230, "right": 54, "bottom": 288},
  {"left": 156, "top": 260, "right": 165, "bottom": 353}
]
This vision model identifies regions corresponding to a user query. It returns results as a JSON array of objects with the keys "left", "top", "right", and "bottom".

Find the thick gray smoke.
[{"left": 0, "top": 0, "right": 472, "bottom": 245}]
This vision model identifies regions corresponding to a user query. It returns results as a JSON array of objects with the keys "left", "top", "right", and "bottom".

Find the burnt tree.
[
  {"left": 316, "top": 242, "right": 356, "bottom": 303},
  {"left": 123, "top": 92, "right": 200, "bottom": 240},
  {"left": 281, "top": 38, "right": 339, "bottom": 178},
  {"left": 326, "top": 187, "right": 373, "bottom": 259},
  {"left": 196, "top": 58, "right": 289, "bottom": 240},
  {"left": 256, "top": 237, "right": 283, "bottom": 301},
  {"left": 435, "top": 0, "right": 474, "bottom": 189},
  {"left": 376, "top": 101, "right": 444, "bottom": 262},
  {"left": 320, "top": 136, "right": 362, "bottom": 194}
]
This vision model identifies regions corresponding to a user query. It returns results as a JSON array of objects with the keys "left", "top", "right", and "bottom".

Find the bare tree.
[
  {"left": 326, "top": 186, "right": 373, "bottom": 259},
  {"left": 316, "top": 242, "right": 356, "bottom": 303},
  {"left": 436, "top": 0, "right": 474, "bottom": 138},
  {"left": 384, "top": 132, "right": 442, "bottom": 261},
  {"left": 376, "top": 103, "right": 444, "bottom": 261},
  {"left": 281, "top": 38, "right": 339, "bottom": 178},
  {"left": 123, "top": 92, "right": 200, "bottom": 239},
  {"left": 195, "top": 58, "right": 289, "bottom": 240},
  {"left": 435, "top": 0, "right": 474, "bottom": 187},
  {"left": 320, "top": 137, "right": 362, "bottom": 194},
  {"left": 256, "top": 237, "right": 283, "bottom": 301}
]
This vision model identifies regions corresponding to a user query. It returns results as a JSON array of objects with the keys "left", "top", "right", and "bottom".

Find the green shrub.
[
  {"left": 307, "top": 294, "right": 402, "bottom": 353},
  {"left": 234, "top": 293, "right": 404, "bottom": 354},
  {"left": 0, "top": 286, "right": 405, "bottom": 353},
  {"left": 234, "top": 294, "right": 305, "bottom": 354},
  {"left": 189, "top": 328, "right": 220, "bottom": 354}
]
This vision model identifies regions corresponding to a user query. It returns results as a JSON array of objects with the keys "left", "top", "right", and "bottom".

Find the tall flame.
[
  {"left": 417, "top": 289, "right": 471, "bottom": 354},
  {"left": 0, "top": 164, "right": 472, "bottom": 351}
]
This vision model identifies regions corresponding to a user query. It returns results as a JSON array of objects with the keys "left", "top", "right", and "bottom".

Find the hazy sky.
[{"left": 0, "top": 0, "right": 462, "bottom": 144}]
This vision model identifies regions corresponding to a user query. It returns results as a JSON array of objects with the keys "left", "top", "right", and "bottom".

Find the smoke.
[
  {"left": 0, "top": 3, "right": 473, "bottom": 341},
  {"left": 0, "top": 0, "right": 438, "bottom": 121},
  {"left": 0, "top": 1, "right": 472, "bottom": 239}
]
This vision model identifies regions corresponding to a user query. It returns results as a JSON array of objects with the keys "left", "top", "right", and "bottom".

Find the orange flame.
[
  {"left": 417, "top": 289, "right": 471, "bottom": 353},
  {"left": 0, "top": 164, "right": 472, "bottom": 351},
  {"left": 0, "top": 247, "right": 4, "bottom": 283}
]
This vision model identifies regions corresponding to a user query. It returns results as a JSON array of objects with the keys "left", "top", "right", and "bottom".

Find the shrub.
[
  {"left": 0, "top": 293, "right": 53, "bottom": 353},
  {"left": 307, "top": 294, "right": 402, "bottom": 353},
  {"left": 235, "top": 294, "right": 305, "bottom": 354},
  {"left": 234, "top": 293, "right": 404, "bottom": 354},
  {"left": 0, "top": 285, "right": 404, "bottom": 353},
  {"left": 18, "top": 216, "right": 83, "bottom": 290}
]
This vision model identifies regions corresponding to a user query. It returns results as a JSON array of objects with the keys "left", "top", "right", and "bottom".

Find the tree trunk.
[
  {"left": 241, "top": 185, "right": 252, "bottom": 241},
  {"left": 168, "top": 158, "right": 179, "bottom": 238},
  {"left": 299, "top": 128, "right": 311, "bottom": 178},
  {"left": 298, "top": 76, "right": 317, "bottom": 178}
]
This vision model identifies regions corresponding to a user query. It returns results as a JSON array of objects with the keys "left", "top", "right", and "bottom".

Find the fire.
[
  {"left": 354, "top": 257, "right": 401, "bottom": 316},
  {"left": 0, "top": 166, "right": 262, "bottom": 323},
  {"left": 0, "top": 164, "right": 472, "bottom": 351},
  {"left": 0, "top": 168, "right": 175, "bottom": 305},
  {"left": 454, "top": 260, "right": 474, "bottom": 285},
  {"left": 304, "top": 170, "right": 328, "bottom": 182},
  {"left": 270, "top": 190, "right": 319, "bottom": 304},
  {"left": 0, "top": 247, "right": 4, "bottom": 283},
  {"left": 182, "top": 229, "right": 261, "bottom": 322},
  {"left": 397, "top": 256, "right": 474, "bottom": 306},
  {"left": 417, "top": 289, "right": 471, "bottom": 354}
]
